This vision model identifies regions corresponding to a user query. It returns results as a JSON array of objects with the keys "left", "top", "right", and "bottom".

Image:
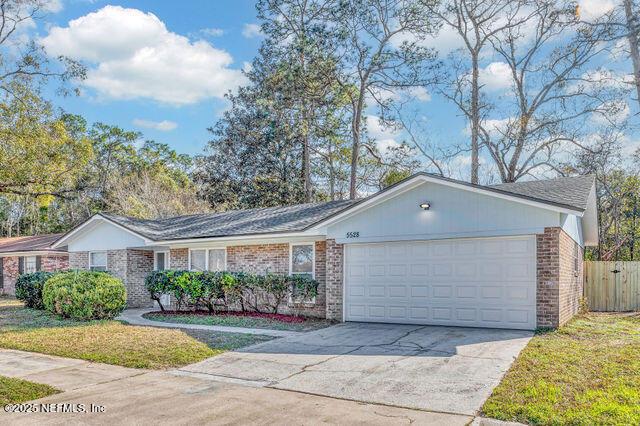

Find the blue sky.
[
  {"left": 34, "top": 0, "right": 640, "bottom": 177},
  {"left": 41, "top": 0, "right": 267, "bottom": 155}
]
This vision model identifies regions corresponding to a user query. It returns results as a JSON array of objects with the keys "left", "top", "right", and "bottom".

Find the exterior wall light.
[{"left": 420, "top": 202, "right": 431, "bottom": 210}]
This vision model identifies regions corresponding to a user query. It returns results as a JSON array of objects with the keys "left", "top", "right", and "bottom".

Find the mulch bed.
[{"left": 149, "top": 310, "right": 310, "bottom": 323}]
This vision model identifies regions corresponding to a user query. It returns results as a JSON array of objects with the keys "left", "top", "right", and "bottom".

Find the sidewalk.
[
  {"left": 117, "top": 308, "right": 302, "bottom": 338},
  {"left": 0, "top": 349, "right": 472, "bottom": 425}
]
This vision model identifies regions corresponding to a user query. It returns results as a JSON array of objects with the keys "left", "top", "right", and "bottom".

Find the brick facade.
[
  {"left": 325, "top": 239, "right": 344, "bottom": 321},
  {"left": 70, "top": 249, "right": 154, "bottom": 308},
  {"left": 69, "top": 251, "right": 89, "bottom": 269},
  {"left": 227, "top": 243, "right": 289, "bottom": 274},
  {"left": 1, "top": 254, "right": 69, "bottom": 296},
  {"left": 536, "top": 227, "right": 584, "bottom": 328}
]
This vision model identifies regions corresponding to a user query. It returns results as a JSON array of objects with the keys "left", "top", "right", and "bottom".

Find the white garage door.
[{"left": 344, "top": 236, "right": 536, "bottom": 330}]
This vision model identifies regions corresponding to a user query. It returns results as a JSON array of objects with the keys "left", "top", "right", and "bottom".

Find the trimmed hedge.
[
  {"left": 145, "top": 270, "right": 318, "bottom": 314},
  {"left": 42, "top": 271, "right": 127, "bottom": 320},
  {"left": 15, "top": 271, "right": 56, "bottom": 309}
]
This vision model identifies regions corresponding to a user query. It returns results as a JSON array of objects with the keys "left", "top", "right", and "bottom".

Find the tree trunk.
[
  {"left": 349, "top": 95, "right": 364, "bottom": 200},
  {"left": 470, "top": 52, "right": 480, "bottom": 184},
  {"left": 302, "top": 132, "right": 311, "bottom": 202},
  {"left": 624, "top": 0, "right": 640, "bottom": 107}
]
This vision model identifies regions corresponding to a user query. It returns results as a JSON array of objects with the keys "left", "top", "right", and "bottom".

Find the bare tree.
[
  {"left": 0, "top": 0, "right": 85, "bottom": 99},
  {"left": 330, "top": 0, "right": 439, "bottom": 199},
  {"left": 477, "top": 0, "right": 627, "bottom": 182},
  {"left": 623, "top": 0, "right": 640, "bottom": 107},
  {"left": 423, "top": 0, "right": 535, "bottom": 183}
]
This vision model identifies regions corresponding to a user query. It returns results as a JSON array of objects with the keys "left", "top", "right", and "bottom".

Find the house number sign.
[{"left": 346, "top": 231, "right": 360, "bottom": 238}]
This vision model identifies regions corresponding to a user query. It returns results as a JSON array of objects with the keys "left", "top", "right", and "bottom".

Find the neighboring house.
[
  {"left": 0, "top": 234, "right": 69, "bottom": 295},
  {"left": 52, "top": 173, "right": 598, "bottom": 330}
]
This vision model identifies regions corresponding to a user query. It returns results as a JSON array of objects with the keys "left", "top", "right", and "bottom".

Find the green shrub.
[
  {"left": 144, "top": 270, "right": 320, "bottom": 315},
  {"left": 199, "top": 271, "right": 234, "bottom": 313},
  {"left": 289, "top": 274, "right": 319, "bottom": 302},
  {"left": 144, "top": 270, "right": 174, "bottom": 312},
  {"left": 15, "top": 271, "right": 56, "bottom": 309},
  {"left": 42, "top": 271, "right": 127, "bottom": 320}
]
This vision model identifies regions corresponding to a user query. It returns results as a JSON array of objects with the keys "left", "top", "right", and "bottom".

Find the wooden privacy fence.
[{"left": 584, "top": 261, "right": 640, "bottom": 312}]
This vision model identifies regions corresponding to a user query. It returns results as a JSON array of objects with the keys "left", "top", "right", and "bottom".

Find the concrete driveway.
[{"left": 180, "top": 322, "right": 532, "bottom": 416}]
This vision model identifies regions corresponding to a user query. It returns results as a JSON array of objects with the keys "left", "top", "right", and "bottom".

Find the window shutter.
[
  {"left": 18, "top": 257, "right": 24, "bottom": 274},
  {"left": 36, "top": 256, "right": 42, "bottom": 272}
]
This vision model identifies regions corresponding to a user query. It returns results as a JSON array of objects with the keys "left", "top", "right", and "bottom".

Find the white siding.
[
  {"left": 560, "top": 214, "right": 584, "bottom": 247},
  {"left": 68, "top": 221, "right": 147, "bottom": 252},
  {"left": 328, "top": 181, "right": 563, "bottom": 243}
]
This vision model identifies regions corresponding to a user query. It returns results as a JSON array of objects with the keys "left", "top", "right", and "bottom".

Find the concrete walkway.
[
  {"left": 0, "top": 349, "right": 473, "bottom": 425},
  {"left": 117, "top": 308, "right": 302, "bottom": 338}
]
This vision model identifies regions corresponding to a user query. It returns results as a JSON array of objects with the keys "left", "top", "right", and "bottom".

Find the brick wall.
[
  {"left": 126, "top": 249, "right": 154, "bottom": 308},
  {"left": 227, "top": 243, "right": 289, "bottom": 274},
  {"left": 1, "top": 257, "right": 19, "bottom": 295},
  {"left": 169, "top": 248, "right": 188, "bottom": 269},
  {"left": 1, "top": 254, "right": 70, "bottom": 295},
  {"left": 536, "top": 227, "right": 584, "bottom": 328},
  {"left": 42, "top": 255, "right": 69, "bottom": 271},
  {"left": 325, "top": 239, "right": 344, "bottom": 321},
  {"left": 68, "top": 249, "right": 154, "bottom": 308},
  {"left": 559, "top": 230, "right": 584, "bottom": 325},
  {"left": 69, "top": 251, "right": 88, "bottom": 269}
]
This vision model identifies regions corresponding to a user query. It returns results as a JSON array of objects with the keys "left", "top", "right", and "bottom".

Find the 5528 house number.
[{"left": 346, "top": 231, "right": 360, "bottom": 238}]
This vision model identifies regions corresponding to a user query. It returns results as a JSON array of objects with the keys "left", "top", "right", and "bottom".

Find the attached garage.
[
  {"left": 319, "top": 173, "right": 599, "bottom": 330},
  {"left": 344, "top": 236, "right": 536, "bottom": 330}
]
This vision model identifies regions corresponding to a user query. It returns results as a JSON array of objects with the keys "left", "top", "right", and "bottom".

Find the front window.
[
  {"left": 208, "top": 249, "right": 226, "bottom": 272},
  {"left": 89, "top": 251, "right": 107, "bottom": 271},
  {"left": 24, "top": 256, "right": 37, "bottom": 273},
  {"left": 155, "top": 252, "right": 168, "bottom": 271},
  {"left": 190, "top": 249, "right": 206, "bottom": 271},
  {"left": 291, "top": 244, "right": 314, "bottom": 278},
  {"left": 190, "top": 249, "right": 226, "bottom": 271}
]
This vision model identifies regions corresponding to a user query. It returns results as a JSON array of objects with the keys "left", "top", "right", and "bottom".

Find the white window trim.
[
  {"left": 89, "top": 251, "right": 107, "bottom": 271},
  {"left": 154, "top": 251, "right": 170, "bottom": 271},
  {"left": 188, "top": 248, "right": 227, "bottom": 271},
  {"left": 289, "top": 242, "right": 316, "bottom": 304}
]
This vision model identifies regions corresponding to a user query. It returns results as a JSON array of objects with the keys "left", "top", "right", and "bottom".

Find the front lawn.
[
  {"left": 143, "top": 310, "right": 332, "bottom": 331},
  {"left": 0, "top": 299, "right": 272, "bottom": 369},
  {"left": 483, "top": 313, "right": 640, "bottom": 425},
  {"left": 0, "top": 376, "right": 59, "bottom": 405}
]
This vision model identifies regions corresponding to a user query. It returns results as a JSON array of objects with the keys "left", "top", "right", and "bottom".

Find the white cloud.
[
  {"left": 366, "top": 115, "right": 402, "bottom": 152},
  {"left": 201, "top": 27, "right": 224, "bottom": 37},
  {"left": 478, "top": 62, "right": 513, "bottom": 91},
  {"left": 44, "top": 0, "right": 63, "bottom": 13},
  {"left": 132, "top": 118, "right": 178, "bottom": 131},
  {"left": 242, "top": 23, "right": 263, "bottom": 39},
  {"left": 591, "top": 100, "right": 630, "bottom": 125},
  {"left": 40, "top": 6, "right": 246, "bottom": 105},
  {"left": 578, "top": 0, "right": 616, "bottom": 21},
  {"left": 408, "top": 86, "right": 431, "bottom": 102}
]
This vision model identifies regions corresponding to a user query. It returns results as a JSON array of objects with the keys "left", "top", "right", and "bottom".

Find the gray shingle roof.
[
  {"left": 96, "top": 174, "right": 594, "bottom": 242},
  {"left": 489, "top": 175, "right": 595, "bottom": 211},
  {"left": 100, "top": 199, "right": 359, "bottom": 241},
  {"left": 0, "top": 234, "right": 66, "bottom": 254}
]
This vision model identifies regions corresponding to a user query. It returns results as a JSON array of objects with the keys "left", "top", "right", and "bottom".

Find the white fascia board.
[
  {"left": 52, "top": 215, "right": 154, "bottom": 248},
  {"left": 308, "top": 174, "right": 584, "bottom": 231},
  {"left": 0, "top": 251, "right": 68, "bottom": 257},
  {"left": 153, "top": 231, "right": 327, "bottom": 248}
]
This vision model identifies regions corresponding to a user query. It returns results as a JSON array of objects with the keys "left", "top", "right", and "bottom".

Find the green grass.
[
  {"left": 143, "top": 311, "right": 332, "bottom": 331},
  {"left": 482, "top": 313, "right": 640, "bottom": 425},
  {"left": 0, "top": 298, "right": 273, "bottom": 369},
  {"left": 0, "top": 376, "right": 59, "bottom": 404}
]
